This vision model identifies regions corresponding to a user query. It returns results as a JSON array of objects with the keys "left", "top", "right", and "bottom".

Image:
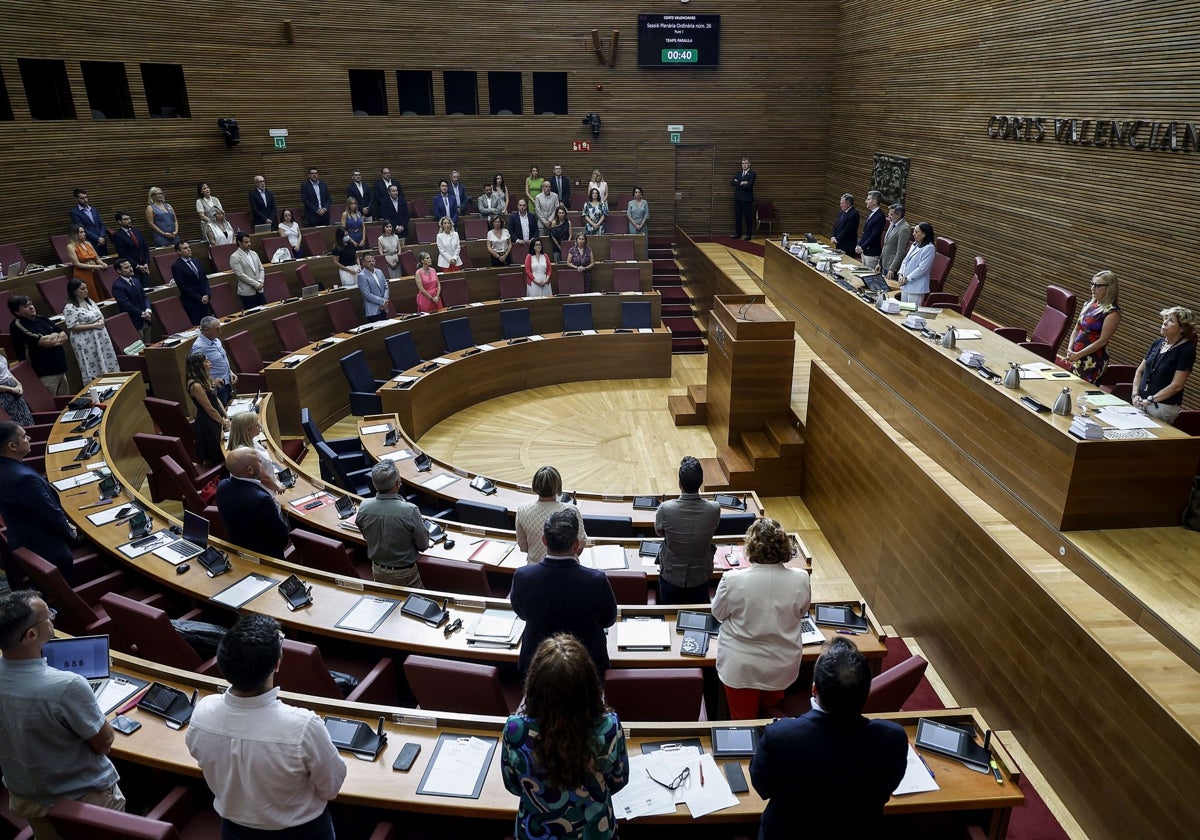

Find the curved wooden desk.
[
  {"left": 59, "top": 374, "right": 872, "bottom": 670},
  {"left": 264, "top": 294, "right": 665, "bottom": 436},
  {"left": 98, "top": 650, "right": 1021, "bottom": 832}
]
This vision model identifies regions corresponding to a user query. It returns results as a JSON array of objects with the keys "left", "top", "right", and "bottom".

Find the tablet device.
[{"left": 711, "top": 726, "right": 761, "bottom": 758}]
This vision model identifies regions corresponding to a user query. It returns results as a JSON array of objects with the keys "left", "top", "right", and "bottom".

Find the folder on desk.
[
  {"left": 467, "top": 609, "right": 525, "bottom": 648},
  {"left": 617, "top": 617, "right": 671, "bottom": 650},
  {"left": 469, "top": 540, "right": 515, "bottom": 566},
  {"left": 581, "top": 545, "right": 627, "bottom": 570},
  {"left": 416, "top": 733, "right": 498, "bottom": 799}
]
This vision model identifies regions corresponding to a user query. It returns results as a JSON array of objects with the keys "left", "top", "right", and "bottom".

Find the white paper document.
[
  {"left": 337, "top": 596, "right": 400, "bottom": 633},
  {"left": 682, "top": 754, "right": 740, "bottom": 818},
  {"left": 280, "top": 354, "right": 309, "bottom": 366},
  {"left": 472, "top": 609, "right": 517, "bottom": 639},
  {"left": 1095, "top": 407, "right": 1159, "bottom": 429},
  {"left": 954, "top": 329, "right": 982, "bottom": 339},
  {"left": 380, "top": 448, "right": 416, "bottom": 462},
  {"left": 210, "top": 574, "right": 277, "bottom": 608},
  {"left": 360, "top": 423, "right": 392, "bottom": 435},
  {"left": 47, "top": 439, "right": 89, "bottom": 453},
  {"left": 616, "top": 618, "right": 671, "bottom": 649},
  {"left": 893, "top": 745, "right": 940, "bottom": 795},
  {"left": 581, "top": 545, "right": 628, "bottom": 570},
  {"left": 613, "top": 753, "right": 685, "bottom": 819},
  {"left": 87, "top": 504, "right": 138, "bottom": 526},
  {"left": 420, "top": 736, "right": 494, "bottom": 797},
  {"left": 421, "top": 473, "right": 460, "bottom": 491},
  {"left": 52, "top": 470, "right": 104, "bottom": 491},
  {"left": 116, "top": 530, "right": 175, "bottom": 558}
]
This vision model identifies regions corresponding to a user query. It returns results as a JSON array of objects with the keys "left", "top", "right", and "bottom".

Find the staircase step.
[
  {"left": 664, "top": 317, "right": 702, "bottom": 338},
  {"left": 653, "top": 276, "right": 683, "bottom": 288},
  {"left": 765, "top": 416, "right": 805, "bottom": 455},
  {"left": 652, "top": 260, "right": 681, "bottom": 275},
  {"left": 648, "top": 236, "right": 674, "bottom": 250},
  {"left": 699, "top": 457, "right": 732, "bottom": 491},
  {"left": 662, "top": 304, "right": 695, "bottom": 318},
  {"left": 688, "top": 384, "right": 707, "bottom": 405},
  {"left": 716, "top": 444, "right": 753, "bottom": 477},
  {"left": 740, "top": 431, "right": 778, "bottom": 468},
  {"left": 671, "top": 338, "right": 706, "bottom": 354},
  {"left": 668, "top": 394, "right": 706, "bottom": 425},
  {"left": 657, "top": 287, "right": 690, "bottom": 304}
]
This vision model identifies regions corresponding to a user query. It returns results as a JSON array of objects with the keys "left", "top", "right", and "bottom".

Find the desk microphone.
[{"left": 736, "top": 297, "right": 758, "bottom": 320}]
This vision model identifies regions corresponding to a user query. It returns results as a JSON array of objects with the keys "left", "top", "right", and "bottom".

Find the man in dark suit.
[
  {"left": 549, "top": 164, "right": 571, "bottom": 209},
  {"left": 879, "top": 203, "right": 913, "bottom": 282},
  {"left": 448, "top": 170, "right": 471, "bottom": 215},
  {"left": 0, "top": 423, "right": 78, "bottom": 582},
  {"left": 373, "top": 167, "right": 401, "bottom": 215},
  {"left": 111, "top": 259, "right": 153, "bottom": 343},
  {"left": 216, "top": 448, "right": 290, "bottom": 560},
  {"left": 854, "top": 190, "right": 887, "bottom": 270},
  {"left": 509, "top": 509, "right": 617, "bottom": 675},
  {"left": 376, "top": 184, "right": 410, "bottom": 243},
  {"left": 731, "top": 157, "right": 756, "bottom": 240},
  {"left": 508, "top": 199, "right": 536, "bottom": 245},
  {"left": 345, "top": 169, "right": 372, "bottom": 218},
  {"left": 830, "top": 193, "right": 860, "bottom": 254},
  {"left": 69, "top": 188, "right": 108, "bottom": 255},
  {"left": 432, "top": 180, "right": 458, "bottom": 226},
  {"left": 248, "top": 175, "right": 278, "bottom": 228},
  {"left": 110, "top": 212, "right": 151, "bottom": 279},
  {"left": 749, "top": 637, "right": 908, "bottom": 838},
  {"left": 300, "top": 167, "right": 332, "bottom": 227},
  {"left": 170, "top": 241, "right": 211, "bottom": 325}
]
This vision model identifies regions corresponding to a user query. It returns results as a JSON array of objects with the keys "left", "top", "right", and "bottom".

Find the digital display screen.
[
  {"left": 638, "top": 15, "right": 720, "bottom": 68},
  {"left": 715, "top": 728, "right": 755, "bottom": 752},
  {"left": 918, "top": 720, "right": 964, "bottom": 752}
]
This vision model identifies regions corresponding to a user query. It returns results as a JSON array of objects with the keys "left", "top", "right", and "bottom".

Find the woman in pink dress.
[{"left": 415, "top": 251, "right": 443, "bottom": 313}]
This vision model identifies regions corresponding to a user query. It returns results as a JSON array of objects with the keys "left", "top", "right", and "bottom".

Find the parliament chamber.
[{"left": 4, "top": 2, "right": 1200, "bottom": 838}]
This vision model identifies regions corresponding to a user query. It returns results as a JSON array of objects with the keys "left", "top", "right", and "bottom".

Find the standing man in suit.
[
  {"left": 373, "top": 168, "right": 403, "bottom": 218},
  {"left": 111, "top": 259, "right": 153, "bottom": 344},
  {"left": 346, "top": 169, "right": 372, "bottom": 218},
  {"left": 879, "top": 203, "right": 912, "bottom": 282},
  {"left": 216, "top": 448, "right": 290, "bottom": 560},
  {"left": 731, "top": 157, "right": 756, "bottom": 241},
  {"left": 448, "top": 170, "right": 471, "bottom": 215},
  {"left": 749, "top": 637, "right": 908, "bottom": 837},
  {"left": 830, "top": 193, "right": 860, "bottom": 254},
  {"left": 110, "top": 213, "right": 150, "bottom": 279},
  {"left": 377, "top": 184, "right": 410, "bottom": 244},
  {"left": 0, "top": 423, "right": 78, "bottom": 582},
  {"left": 229, "top": 232, "right": 266, "bottom": 309},
  {"left": 69, "top": 188, "right": 108, "bottom": 256},
  {"left": 356, "top": 253, "right": 390, "bottom": 322},
  {"left": 509, "top": 509, "right": 617, "bottom": 676},
  {"left": 248, "top": 175, "right": 278, "bottom": 228},
  {"left": 300, "top": 167, "right": 332, "bottom": 227},
  {"left": 509, "top": 199, "right": 536, "bottom": 245},
  {"left": 432, "top": 180, "right": 459, "bottom": 227},
  {"left": 854, "top": 190, "right": 887, "bottom": 270},
  {"left": 549, "top": 164, "right": 571, "bottom": 208},
  {"left": 171, "top": 241, "right": 211, "bottom": 325},
  {"left": 654, "top": 455, "right": 721, "bottom": 604}
]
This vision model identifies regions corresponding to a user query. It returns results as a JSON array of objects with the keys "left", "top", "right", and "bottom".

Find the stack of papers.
[
  {"left": 616, "top": 618, "right": 670, "bottom": 650},
  {"left": 1094, "top": 406, "right": 1159, "bottom": 430},
  {"left": 1069, "top": 416, "right": 1104, "bottom": 440},
  {"left": 958, "top": 349, "right": 984, "bottom": 367},
  {"left": 893, "top": 745, "right": 940, "bottom": 796},
  {"left": 470, "top": 540, "right": 516, "bottom": 567},
  {"left": 613, "top": 747, "right": 739, "bottom": 819},
  {"left": 467, "top": 609, "right": 525, "bottom": 648},
  {"left": 580, "top": 545, "right": 628, "bottom": 570}
]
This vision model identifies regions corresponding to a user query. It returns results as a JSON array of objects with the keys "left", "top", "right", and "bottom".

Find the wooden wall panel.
[
  {"left": 0, "top": 2, "right": 836, "bottom": 269},
  {"left": 827, "top": 0, "right": 1200, "bottom": 406}
]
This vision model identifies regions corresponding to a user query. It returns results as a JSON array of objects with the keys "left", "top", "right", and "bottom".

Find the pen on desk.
[
  {"left": 699, "top": 762, "right": 705, "bottom": 786},
  {"left": 469, "top": 538, "right": 485, "bottom": 545},
  {"left": 835, "top": 629, "right": 864, "bottom": 636},
  {"left": 917, "top": 752, "right": 936, "bottom": 779},
  {"left": 990, "top": 759, "right": 1004, "bottom": 784}
]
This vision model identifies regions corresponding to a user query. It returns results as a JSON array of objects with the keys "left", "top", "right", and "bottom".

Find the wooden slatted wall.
[
  {"left": 0, "top": 2, "right": 836, "bottom": 266},
  {"left": 826, "top": 0, "right": 1200, "bottom": 405}
]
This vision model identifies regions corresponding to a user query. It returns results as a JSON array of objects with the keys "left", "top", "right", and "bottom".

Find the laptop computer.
[
  {"left": 43, "top": 634, "right": 112, "bottom": 694},
  {"left": 301, "top": 284, "right": 320, "bottom": 298},
  {"left": 156, "top": 510, "right": 210, "bottom": 564},
  {"left": 253, "top": 223, "right": 274, "bottom": 234},
  {"left": 6, "top": 262, "right": 21, "bottom": 278},
  {"left": 860, "top": 274, "right": 890, "bottom": 292},
  {"left": 799, "top": 613, "right": 825, "bottom": 645}
]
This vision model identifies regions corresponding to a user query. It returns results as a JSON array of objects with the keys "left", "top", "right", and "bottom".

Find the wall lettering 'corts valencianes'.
[{"left": 986, "top": 115, "right": 1200, "bottom": 152}]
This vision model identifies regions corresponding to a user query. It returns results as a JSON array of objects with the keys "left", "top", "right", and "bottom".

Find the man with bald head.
[{"left": 215, "top": 447, "right": 290, "bottom": 559}]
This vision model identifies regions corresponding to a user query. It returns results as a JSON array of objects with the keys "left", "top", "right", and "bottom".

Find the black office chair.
[
  {"left": 715, "top": 512, "right": 758, "bottom": 536},
  {"left": 315, "top": 442, "right": 373, "bottom": 497},
  {"left": 441, "top": 317, "right": 475, "bottom": 352},
  {"left": 501, "top": 308, "right": 534, "bottom": 340},
  {"left": 454, "top": 499, "right": 512, "bottom": 530},
  {"left": 300, "top": 407, "right": 368, "bottom": 483},
  {"left": 385, "top": 331, "right": 422, "bottom": 375},
  {"left": 562, "top": 302, "right": 594, "bottom": 332},
  {"left": 582, "top": 515, "right": 634, "bottom": 538},
  {"left": 339, "top": 350, "right": 387, "bottom": 416},
  {"left": 621, "top": 301, "right": 652, "bottom": 330}
]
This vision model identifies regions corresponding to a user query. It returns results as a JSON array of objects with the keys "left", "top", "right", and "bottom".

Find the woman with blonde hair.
[
  {"left": 712, "top": 517, "right": 811, "bottom": 719},
  {"left": 514, "top": 466, "right": 586, "bottom": 564},
  {"left": 1065, "top": 270, "right": 1122, "bottom": 383},
  {"left": 145, "top": 186, "right": 180, "bottom": 246},
  {"left": 588, "top": 169, "right": 608, "bottom": 204},
  {"left": 227, "top": 411, "right": 285, "bottom": 493},
  {"left": 501, "top": 634, "right": 628, "bottom": 840}
]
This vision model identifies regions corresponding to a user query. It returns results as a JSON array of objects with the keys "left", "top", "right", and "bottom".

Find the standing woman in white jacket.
[{"left": 897, "top": 221, "right": 936, "bottom": 304}]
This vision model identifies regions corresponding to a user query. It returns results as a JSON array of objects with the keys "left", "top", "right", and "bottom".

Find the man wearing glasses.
[
  {"left": 0, "top": 590, "right": 125, "bottom": 839},
  {"left": 0, "top": 422, "right": 79, "bottom": 582}
]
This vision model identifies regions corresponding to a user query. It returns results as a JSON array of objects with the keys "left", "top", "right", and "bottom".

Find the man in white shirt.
[
  {"left": 534, "top": 181, "right": 560, "bottom": 237},
  {"left": 228, "top": 232, "right": 266, "bottom": 309},
  {"left": 186, "top": 614, "right": 346, "bottom": 839}
]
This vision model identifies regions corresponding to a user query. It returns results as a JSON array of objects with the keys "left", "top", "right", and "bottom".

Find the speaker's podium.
[{"left": 670, "top": 295, "right": 804, "bottom": 496}]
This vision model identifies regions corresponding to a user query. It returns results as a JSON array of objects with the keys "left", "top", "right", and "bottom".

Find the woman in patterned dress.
[
  {"left": 1065, "top": 270, "right": 1121, "bottom": 384},
  {"left": 63, "top": 278, "right": 119, "bottom": 383}
]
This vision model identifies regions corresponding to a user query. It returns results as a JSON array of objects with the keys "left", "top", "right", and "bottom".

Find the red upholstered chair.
[
  {"left": 926, "top": 255, "right": 986, "bottom": 319},
  {"left": 0, "top": 289, "right": 13, "bottom": 334},
  {"left": 612, "top": 267, "right": 641, "bottom": 293},
  {"left": 462, "top": 217, "right": 488, "bottom": 240},
  {"left": 613, "top": 193, "right": 632, "bottom": 212},
  {"left": 1174, "top": 409, "right": 1200, "bottom": 436},
  {"left": 497, "top": 272, "right": 526, "bottom": 299},
  {"left": 144, "top": 397, "right": 197, "bottom": 461},
  {"left": 11, "top": 361, "right": 73, "bottom": 417},
  {"left": 457, "top": 251, "right": 473, "bottom": 269},
  {"left": 1097, "top": 363, "right": 1136, "bottom": 394},
  {"left": 602, "top": 668, "right": 706, "bottom": 722},
  {"left": 927, "top": 236, "right": 957, "bottom": 297},
  {"left": 410, "top": 198, "right": 431, "bottom": 218},
  {"left": 301, "top": 231, "right": 327, "bottom": 260},
  {"left": 50, "top": 233, "right": 71, "bottom": 264},
  {"left": 260, "top": 235, "right": 290, "bottom": 260},
  {"left": 208, "top": 243, "right": 236, "bottom": 273},
  {"left": 557, "top": 272, "right": 586, "bottom": 295},
  {"left": 398, "top": 250, "right": 418, "bottom": 277},
  {"left": 151, "top": 252, "right": 177, "bottom": 287},
  {"left": 994, "top": 285, "right": 1077, "bottom": 359},
  {"left": 440, "top": 277, "right": 469, "bottom": 307},
  {"left": 104, "top": 313, "right": 149, "bottom": 377},
  {"left": 570, "top": 193, "right": 586, "bottom": 212},
  {"left": 207, "top": 282, "right": 241, "bottom": 317},
  {"left": 412, "top": 220, "right": 438, "bottom": 244},
  {"left": 291, "top": 262, "right": 316, "bottom": 292},
  {"left": 415, "top": 556, "right": 503, "bottom": 598},
  {"left": 47, "top": 785, "right": 221, "bottom": 840},
  {"left": 364, "top": 223, "right": 382, "bottom": 247},
  {"left": 605, "top": 570, "right": 650, "bottom": 605},
  {"left": 862, "top": 655, "right": 929, "bottom": 713},
  {"left": 0, "top": 242, "right": 26, "bottom": 275},
  {"left": 276, "top": 639, "right": 398, "bottom": 704},
  {"left": 609, "top": 238, "right": 636, "bottom": 261},
  {"left": 263, "top": 270, "right": 290, "bottom": 303},
  {"left": 97, "top": 265, "right": 120, "bottom": 299},
  {"left": 289, "top": 528, "right": 371, "bottom": 579},
  {"left": 1110, "top": 381, "right": 1133, "bottom": 403},
  {"left": 13, "top": 548, "right": 127, "bottom": 643},
  {"left": 152, "top": 295, "right": 194, "bottom": 333},
  {"left": 272, "top": 312, "right": 311, "bottom": 352},
  {"left": 37, "top": 275, "right": 70, "bottom": 315},
  {"left": 98, "top": 593, "right": 222, "bottom": 675},
  {"left": 225, "top": 210, "right": 251, "bottom": 232},
  {"left": 134, "top": 433, "right": 221, "bottom": 503},
  {"left": 224, "top": 330, "right": 268, "bottom": 391},
  {"left": 403, "top": 654, "right": 518, "bottom": 715},
  {"left": 510, "top": 240, "right": 530, "bottom": 263},
  {"left": 325, "top": 298, "right": 358, "bottom": 334},
  {"left": 755, "top": 202, "right": 780, "bottom": 236}
]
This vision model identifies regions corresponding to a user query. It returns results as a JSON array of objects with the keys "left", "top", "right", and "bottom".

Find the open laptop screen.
[
  {"left": 182, "top": 510, "right": 210, "bottom": 546},
  {"left": 42, "top": 635, "right": 110, "bottom": 680}
]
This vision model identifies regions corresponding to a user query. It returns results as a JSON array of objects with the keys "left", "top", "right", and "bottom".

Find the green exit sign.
[
  {"left": 273, "top": 136, "right": 287, "bottom": 150},
  {"left": 661, "top": 48, "right": 698, "bottom": 64}
]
